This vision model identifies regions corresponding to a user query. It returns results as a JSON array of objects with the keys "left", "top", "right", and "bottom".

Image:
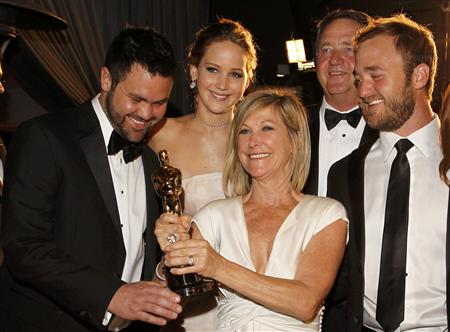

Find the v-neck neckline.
[{"left": 237, "top": 195, "right": 307, "bottom": 274}]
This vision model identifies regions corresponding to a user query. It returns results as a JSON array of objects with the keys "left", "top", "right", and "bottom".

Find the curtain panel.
[{"left": 15, "top": 0, "right": 209, "bottom": 115}]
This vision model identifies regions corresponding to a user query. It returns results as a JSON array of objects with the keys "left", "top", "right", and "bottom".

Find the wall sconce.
[{"left": 285, "top": 38, "right": 315, "bottom": 71}]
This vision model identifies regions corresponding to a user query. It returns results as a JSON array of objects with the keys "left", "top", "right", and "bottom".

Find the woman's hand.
[
  {"left": 154, "top": 213, "right": 192, "bottom": 251},
  {"left": 164, "top": 239, "right": 225, "bottom": 280}
]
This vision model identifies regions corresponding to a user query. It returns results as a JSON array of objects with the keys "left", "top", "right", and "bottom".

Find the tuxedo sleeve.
[{"left": 1, "top": 118, "right": 124, "bottom": 328}]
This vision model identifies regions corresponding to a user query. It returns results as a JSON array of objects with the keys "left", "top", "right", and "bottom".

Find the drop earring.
[{"left": 189, "top": 80, "right": 196, "bottom": 89}]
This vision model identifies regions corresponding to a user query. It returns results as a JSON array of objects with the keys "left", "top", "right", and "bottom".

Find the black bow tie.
[
  {"left": 107, "top": 131, "right": 144, "bottom": 164},
  {"left": 324, "top": 108, "right": 362, "bottom": 130}
]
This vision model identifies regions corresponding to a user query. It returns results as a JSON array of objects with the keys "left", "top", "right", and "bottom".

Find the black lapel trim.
[
  {"left": 359, "top": 124, "right": 378, "bottom": 147},
  {"left": 76, "top": 104, "right": 122, "bottom": 235},
  {"left": 308, "top": 117, "right": 320, "bottom": 194},
  {"left": 304, "top": 105, "right": 320, "bottom": 195},
  {"left": 348, "top": 130, "right": 379, "bottom": 272}
]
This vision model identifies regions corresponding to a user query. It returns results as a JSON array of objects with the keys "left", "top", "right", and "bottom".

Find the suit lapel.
[
  {"left": 76, "top": 104, "right": 122, "bottom": 235},
  {"left": 308, "top": 117, "right": 320, "bottom": 194},
  {"left": 304, "top": 105, "right": 320, "bottom": 195},
  {"left": 348, "top": 129, "right": 379, "bottom": 273},
  {"left": 359, "top": 124, "right": 376, "bottom": 147}
]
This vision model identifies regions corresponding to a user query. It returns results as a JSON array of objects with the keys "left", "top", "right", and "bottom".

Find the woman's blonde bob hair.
[{"left": 223, "top": 87, "right": 311, "bottom": 197}]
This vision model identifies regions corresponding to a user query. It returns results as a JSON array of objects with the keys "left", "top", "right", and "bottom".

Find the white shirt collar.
[{"left": 379, "top": 113, "right": 440, "bottom": 162}]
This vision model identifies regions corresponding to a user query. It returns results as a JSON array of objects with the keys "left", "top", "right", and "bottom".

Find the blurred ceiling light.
[
  {"left": 286, "top": 39, "right": 306, "bottom": 63},
  {"left": 285, "top": 38, "right": 315, "bottom": 71}
]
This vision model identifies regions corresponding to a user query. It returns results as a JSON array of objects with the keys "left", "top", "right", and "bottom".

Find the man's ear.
[
  {"left": 411, "top": 63, "right": 430, "bottom": 91},
  {"left": 100, "top": 67, "right": 112, "bottom": 92}
]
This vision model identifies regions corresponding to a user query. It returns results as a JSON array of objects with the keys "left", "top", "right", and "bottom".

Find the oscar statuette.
[{"left": 152, "top": 150, "right": 216, "bottom": 297}]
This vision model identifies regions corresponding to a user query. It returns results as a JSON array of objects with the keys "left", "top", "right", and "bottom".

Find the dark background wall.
[{"left": 211, "top": 0, "right": 449, "bottom": 110}]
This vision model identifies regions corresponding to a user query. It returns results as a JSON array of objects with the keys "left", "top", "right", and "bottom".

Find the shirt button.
[
  {"left": 342, "top": 133, "right": 346, "bottom": 137},
  {"left": 121, "top": 190, "right": 124, "bottom": 194}
]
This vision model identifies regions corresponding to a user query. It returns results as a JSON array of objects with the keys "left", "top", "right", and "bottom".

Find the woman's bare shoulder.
[{"left": 148, "top": 114, "right": 194, "bottom": 150}]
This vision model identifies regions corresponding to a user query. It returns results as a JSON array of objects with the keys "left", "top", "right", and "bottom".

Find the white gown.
[
  {"left": 193, "top": 195, "right": 348, "bottom": 332},
  {"left": 182, "top": 172, "right": 225, "bottom": 217},
  {"left": 161, "top": 172, "right": 224, "bottom": 332}
]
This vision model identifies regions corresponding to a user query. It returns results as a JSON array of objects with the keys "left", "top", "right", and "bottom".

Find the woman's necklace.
[{"left": 195, "top": 115, "right": 231, "bottom": 129}]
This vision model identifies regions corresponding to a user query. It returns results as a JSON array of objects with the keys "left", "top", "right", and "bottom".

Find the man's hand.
[{"left": 108, "top": 280, "right": 182, "bottom": 326}]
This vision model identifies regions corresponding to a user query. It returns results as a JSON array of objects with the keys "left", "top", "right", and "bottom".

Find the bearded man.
[
  {"left": 0, "top": 27, "right": 182, "bottom": 332},
  {"left": 327, "top": 14, "right": 449, "bottom": 332}
]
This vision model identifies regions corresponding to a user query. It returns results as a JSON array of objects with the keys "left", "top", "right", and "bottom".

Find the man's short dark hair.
[{"left": 105, "top": 27, "right": 176, "bottom": 88}]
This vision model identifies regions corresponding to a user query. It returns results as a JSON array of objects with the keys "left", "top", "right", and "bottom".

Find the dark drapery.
[{"left": 11, "top": 0, "right": 210, "bottom": 115}]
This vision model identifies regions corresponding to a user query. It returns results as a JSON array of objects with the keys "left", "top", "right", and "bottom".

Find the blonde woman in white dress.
[
  {"left": 148, "top": 18, "right": 257, "bottom": 331},
  {"left": 156, "top": 87, "right": 348, "bottom": 331}
]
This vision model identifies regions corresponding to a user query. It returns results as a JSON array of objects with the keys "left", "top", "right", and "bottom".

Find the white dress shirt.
[
  {"left": 317, "top": 97, "right": 366, "bottom": 197},
  {"left": 363, "top": 115, "right": 448, "bottom": 331},
  {"left": 92, "top": 95, "right": 147, "bottom": 327}
]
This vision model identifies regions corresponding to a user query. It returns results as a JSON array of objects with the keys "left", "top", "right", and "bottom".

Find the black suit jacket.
[
  {"left": 0, "top": 103, "right": 161, "bottom": 332},
  {"left": 326, "top": 134, "right": 450, "bottom": 331},
  {"left": 303, "top": 104, "right": 375, "bottom": 196}
]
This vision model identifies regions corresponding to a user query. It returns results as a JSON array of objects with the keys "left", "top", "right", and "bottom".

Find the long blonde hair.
[{"left": 223, "top": 87, "right": 311, "bottom": 197}]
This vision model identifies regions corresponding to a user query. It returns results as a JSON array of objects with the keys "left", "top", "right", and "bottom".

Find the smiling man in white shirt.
[
  {"left": 327, "top": 14, "right": 448, "bottom": 332},
  {"left": 0, "top": 27, "right": 182, "bottom": 332}
]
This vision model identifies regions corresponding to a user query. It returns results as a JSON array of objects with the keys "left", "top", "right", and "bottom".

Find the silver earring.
[{"left": 189, "top": 80, "right": 196, "bottom": 89}]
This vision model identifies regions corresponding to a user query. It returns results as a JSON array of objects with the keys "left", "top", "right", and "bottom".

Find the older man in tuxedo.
[
  {"left": 307, "top": 10, "right": 378, "bottom": 330},
  {"left": 304, "top": 9, "right": 377, "bottom": 197},
  {"left": 328, "top": 14, "right": 448, "bottom": 331},
  {"left": 0, "top": 27, "right": 182, "bottom": 332}
]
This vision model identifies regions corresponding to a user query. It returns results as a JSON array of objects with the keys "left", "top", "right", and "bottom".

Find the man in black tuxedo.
[
  {"left": 0, "top": 27, "right": 182, "bottom": 331},
  {"left": 304, "top": 9, "right": 377, "bottom": 197},
  {"left": 308, "top": 10, "right": 378, "bottom": 330},
  {"left": 328, "top": 14, "right": 448, "bottom": 331}
]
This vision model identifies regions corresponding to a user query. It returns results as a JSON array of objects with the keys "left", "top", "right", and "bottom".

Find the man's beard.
[
  {"left": 105, "top": 90, "right": 148, "bottom": 142},
  {"left": 362, "top": 82, "right": 415, "bottom": 132}
]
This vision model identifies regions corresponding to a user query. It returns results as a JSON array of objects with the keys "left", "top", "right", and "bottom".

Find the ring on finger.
[
  {"left": 167, "top": 233, "right": 177, "bottom": 244},
  {"left": 188, "top": 255, "right": 194, "bottom": 266}
]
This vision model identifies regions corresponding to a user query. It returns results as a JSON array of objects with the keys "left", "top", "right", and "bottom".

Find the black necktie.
[
  {"left": 376, "top": 138, "right": 414, "bottom": 332},
  {"left": 107, "top": 131, "right": 144, "bottom": 164},
  {"left": 324, "top": 108, "right": 362, "bottom": 130}
]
